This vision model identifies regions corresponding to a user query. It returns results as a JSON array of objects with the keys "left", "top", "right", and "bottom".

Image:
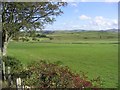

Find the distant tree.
[
  {"left": 1, "top": 2, "right": 67, "bottom": 55},
  {"left": 29, "top": 30, "right": 36, "bottom": 37},
  {"left": 36, "top": 33, "right": 41, "bottom": 37}
]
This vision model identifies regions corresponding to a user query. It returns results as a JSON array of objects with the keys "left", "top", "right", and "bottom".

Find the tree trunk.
[
  {"left": 2, "top": 30, "right": 11, "bottom": 81},
  {"left": 2, "top": 42, "right": 8, "bottom": 56},
  {"left": 2, "top": 30, "right": 10, "bottom": 56}
]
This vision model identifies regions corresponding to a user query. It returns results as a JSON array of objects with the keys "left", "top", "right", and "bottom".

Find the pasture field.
[
  {"left": 8, "top": 42, "right": 118, "bottom": 88},
  {"left": 7, "top": 31, "right": 118, "bottom": 88}
]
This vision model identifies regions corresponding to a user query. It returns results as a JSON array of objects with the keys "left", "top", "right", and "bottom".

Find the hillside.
[{"left": 40, "top": 30, "right": 118, "bottom": 44}]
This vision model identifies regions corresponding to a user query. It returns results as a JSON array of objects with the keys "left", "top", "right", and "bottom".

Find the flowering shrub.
[
  {"left": 23, "top": 60, "right": 102, "bottom": 88},
  {"left": 2, "top": 56, "right": 102, "bottom": 88}
]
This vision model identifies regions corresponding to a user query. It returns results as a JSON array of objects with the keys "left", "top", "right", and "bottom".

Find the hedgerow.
[{"left": 3, "top": 56, "right": 102, "bottom": 88}]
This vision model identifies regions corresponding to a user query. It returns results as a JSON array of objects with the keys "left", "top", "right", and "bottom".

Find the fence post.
[
  {"left": 22, "top": 80, "right": 25, "bottom": 90},
  {"left": 16, "top": 77, "right": 22, "bottom": 90},
  {"left": 7, "top": 66, "right": 13, "bottom": 87},
  {"left": 2, "top": 62, "right": 6, "bottom": 81}
]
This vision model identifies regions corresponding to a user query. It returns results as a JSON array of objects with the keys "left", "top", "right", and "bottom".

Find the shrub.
[
  {"left": 49, "top": 37, "right": 53, "bottom": 40},
  {"left": 12, "top": 37, "right": 19, "bottom": 41},
  {"left": 2, "top": 56, "right": 24, "bottom": 84},
  {"left": 40, "top": 34, "right": 47, "bottom": 38},
  {"left": 36, "top": 33, "right": 41, "bottom": 37},
  {"left": 84, "top": 37, "right": 88, "bottom": 39},
  {"left": 32, "top": 37, "right": 37, "bottom": 41},
  {"left": 3, "top": 56, "right": 23, "bottom": 74},
  {"left": 23, "top": 61, "right": 102, "bottom": 88},
  {"left": 36, "top": 34, "right": 47, "bottom": 38},
  {"left": 2, "top": 57, "right": 102, "bottom": 88},
  {"left": 20, "top": 37, "right": 29, "bottom": 42}
]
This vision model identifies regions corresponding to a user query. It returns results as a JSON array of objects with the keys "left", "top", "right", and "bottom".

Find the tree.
[{"left": 1, "top": 2, "right": 67, "bottom": 55}]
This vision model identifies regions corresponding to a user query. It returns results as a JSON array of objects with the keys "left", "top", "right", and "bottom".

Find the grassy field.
[{"left": 7, "top": 31, "right": 118, "bottom": 88}]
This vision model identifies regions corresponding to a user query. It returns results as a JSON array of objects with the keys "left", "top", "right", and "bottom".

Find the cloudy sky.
[{"left": 44, "top": 1, "right": 118, "bottom": 31}]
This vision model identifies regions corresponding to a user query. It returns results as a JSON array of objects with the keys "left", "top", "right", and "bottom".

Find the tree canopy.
[{"left": 2, "top": 2, "right": 67, "bottom": 46}]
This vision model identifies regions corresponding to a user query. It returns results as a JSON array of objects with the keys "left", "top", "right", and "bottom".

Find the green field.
[{"left": 7, "top": 31, "right": 118, "bottom": 88}]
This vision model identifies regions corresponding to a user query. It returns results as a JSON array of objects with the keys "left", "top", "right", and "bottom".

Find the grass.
[
  {"left": 39, "top": 31, "right": 118, "bottom": 44},
  {"left": 7, "top": 41, "right": 118, "bottom": 88},
  {"left": 7, "top": 31, "right": 118, "bottom": 88}
]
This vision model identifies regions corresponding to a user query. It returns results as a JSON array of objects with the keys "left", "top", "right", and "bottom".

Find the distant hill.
[
  {"left": 105, "top": 29, "right": 118, "bottom": 32},
  {"left": 43, "top": 29, "right": 118, "bottom": 34}
]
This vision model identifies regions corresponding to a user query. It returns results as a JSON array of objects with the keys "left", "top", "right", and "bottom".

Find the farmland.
[{"left": 7, "top": 31, "right": 118, "bottom": 88}]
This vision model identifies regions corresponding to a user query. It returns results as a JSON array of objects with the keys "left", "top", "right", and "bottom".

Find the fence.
[
  {"left": 2, "top": 64, "right": 30, "bottom": 89},
  {"left": 0, "top": 31, "right": 30, "bottom": 89}
]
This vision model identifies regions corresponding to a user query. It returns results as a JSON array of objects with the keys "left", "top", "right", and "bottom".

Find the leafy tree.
[
  {"left": 29, "top": 30, "right": 36, "bottom": 38},
  {"left": 1, "top": 2, "right": 67, "bottom": 55}
]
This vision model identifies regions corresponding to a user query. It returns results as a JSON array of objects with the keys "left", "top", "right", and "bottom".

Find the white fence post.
[
  {"left": 2, "top": 61, "right": 6, "bottom": 80},
  {"left": 16, "top": 77, "right": 22, "bottom": 90},
  {"left": 7, "top": 66, "right": 13, "bottom": 87}
]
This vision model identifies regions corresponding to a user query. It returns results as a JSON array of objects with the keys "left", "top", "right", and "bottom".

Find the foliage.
[
  {"left": 2, "top": 56, "right": 33, "bottom": 86},
  {"left": 12, "top": 37, "right": 19, "bottom": 41},
  {"left": 36, "top": 34, "right": 47, "bottom": 38},
  {"left": 2, "top": 2, "right": 67, "bottom": 48},
  {"left": 7, "top": 41, "right": 118, "bottom": 87},
  {"left": 32, "top": 37, "right": 38, "bottom": 41},
  {"left": 19, "top": 37, "right": 29, "bottom": 42},
  {"left": 29, "top": 30, "right": 36, "bottom": 37},
  {"left": 23, "top": 61, "right": 102, "bottom": 88},
  {"left": 2, "top": 56, "right": 102, "bottom": 88},
  {"left": 3, "top": 56, "right": 23, "bottom": 74},
  {"left": 2, "top": 56, "right": 24, "bottom": 84}
]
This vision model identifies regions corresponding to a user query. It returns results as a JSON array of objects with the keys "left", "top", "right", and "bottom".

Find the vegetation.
[
  {"left": 7, "top": 32, "right": 118, "bottom": 88},
  {"left": 1, "top": 30, "right": 117, "bottom": 88},
  {"left": 12, "top": 30, "right": 118, "bottom": 43},
  {"left": 1, "top": 2, "right": 67, "bottom": 55},
  {"left": 3, "top": 56, "right": 23, "bottom": 74},
  {"left": 2, "top": 57, "right": 102, "bottom": 88},
  {"left": 24, "top": 60, "right": 102, "bottom": 88},
  {"left": 1, "top": 2, "right": 118, "bottom": 88}
]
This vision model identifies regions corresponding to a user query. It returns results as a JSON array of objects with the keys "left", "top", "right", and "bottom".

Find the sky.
[{"left": 44, "top": 1, "right": 118, "bottom": 31}]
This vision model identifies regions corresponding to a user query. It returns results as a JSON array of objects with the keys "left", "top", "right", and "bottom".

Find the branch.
[{"left": 31, "top": 11, "right": 54, "bottom": 23}]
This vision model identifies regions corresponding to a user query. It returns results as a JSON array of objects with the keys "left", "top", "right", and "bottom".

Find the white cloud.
[
  {"left": 79, "top": 15, "right": 91, "bottom": 20},
  {"left": 62, "top": 0, "right": 119, "bottom": 2},
  {"left": 88, "top": 16, "right": 118, "bottom": 30},
  {"left": 45, "top": 14, "right": 118, "bottom": 30},
  {"left": 69, "top": 2, "right": 80, "bottom": 7},
  {"left": 78, "top": 15, "right": 118, "bottom": 30},
  {"left": 58, "top": 16, "right": 118, "bottom": 30},
  {"left": 93, "top": 16, "right": 117, "bottom": 26},
  {"left": 112, "top": 19, "right": 118, "bottom": 25},
  {"left": 80, "top": 0, "right": 87, "bottom": 2},
  {"left": 105, "top": 0, "right": 119, "bottom": 2},
  {"left": 93, "top": 16, "right": 106, "bottom": 26},
  {"left": 70, "top": 3, "right": 78, "bottom": 7}
]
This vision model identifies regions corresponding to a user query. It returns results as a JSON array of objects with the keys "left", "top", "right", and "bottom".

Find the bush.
[
  {"left": 3, "top": 56, "right": 23, "bottom": 74},
  {"left": 23, "top": 61, "right": 102, "bottom": 88},
  {"left": 49, "top": 37, "right": 53, "bottom": 40},
  {"left": 12, "top": 37, "right": 19, "bottom": 41},
  {"left": 2, "top": 56, "right": 24, "bottom": 85},
  {"left": 32, "top": 37, "right": 37, "bottom": 41},
  {"left": 2, "top": 57, "right": 102, "bottom": 88},
  {"left": 36, "top": 34, "right": 47, "bottom": 38},
  {"left": 40, "top": 34, "right": 47, "bottom": 38},
  {"left": 20, "top": 37, "right": 29, "bottom": 42},
  {"left": 84, "top": 37, "right": 88, "bottom": 39}
]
